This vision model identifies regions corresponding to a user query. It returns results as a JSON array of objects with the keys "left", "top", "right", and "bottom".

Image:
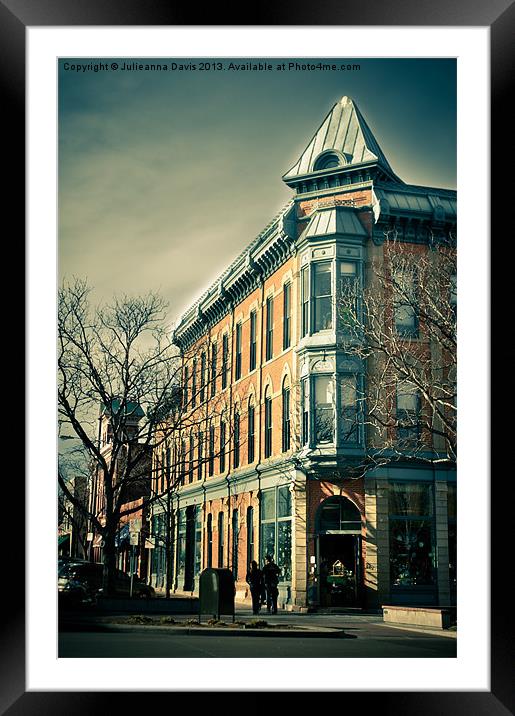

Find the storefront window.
[
  {"left": 177, "top": 508, "right": 187, "bottom": 579},
  {"left": 195, "top": 507, "right": 202, "bottom": 576},
  {"left": 389, "top": 483, "right": 435, "bottom": 587},
  {"left": 448, "top": 483, "right": 457, "bottom": 590},
  {"left": 260, "top": 486, "right": 292, "bottom": 583}
]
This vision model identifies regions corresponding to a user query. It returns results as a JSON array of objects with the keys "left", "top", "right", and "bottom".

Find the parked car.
[{"left": 58, "top": 562, "right": 155, "bottom": 604}]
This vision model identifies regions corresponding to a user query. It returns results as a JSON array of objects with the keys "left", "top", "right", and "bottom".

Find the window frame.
[
  {"left": 283, "top": 281, "right": 291, "bottom": 350},
  {"left": 266, "top": 295, "right": 274, "bottom": 361}
]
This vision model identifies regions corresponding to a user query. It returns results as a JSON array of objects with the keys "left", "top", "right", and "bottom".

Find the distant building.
[
  {"left": 151, "top": 97, "right": 456, "bottom": 610},
  {"left": 90, "top": 400, "right": 152, "bottom": 578},
  {"left": 58, "top": 474, "right": 89, "bottom": 559}
]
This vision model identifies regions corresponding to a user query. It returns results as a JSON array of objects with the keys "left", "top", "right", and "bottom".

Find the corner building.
[{"left": 161, "top": 96, "right": 457, "bottom": 610}]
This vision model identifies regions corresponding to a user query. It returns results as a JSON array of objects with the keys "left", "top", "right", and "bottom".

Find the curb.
[
  {"left": 376, "top": 623, "right": 457, "bottom": 638},
  {"left": 97, "top": 623, "right": 356, "bottom": 639}
]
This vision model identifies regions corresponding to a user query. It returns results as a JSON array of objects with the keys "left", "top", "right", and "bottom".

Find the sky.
[{"left": 59, "top": 58, "right": 456, "bottom": 326}]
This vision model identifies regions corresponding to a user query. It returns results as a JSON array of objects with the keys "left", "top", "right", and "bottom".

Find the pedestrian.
[
  {"left": 246, "top": 560, "right": 264, "bottom": 615},
  {"left": 262, "top": 554, "right": 281, "bottom": 614}
]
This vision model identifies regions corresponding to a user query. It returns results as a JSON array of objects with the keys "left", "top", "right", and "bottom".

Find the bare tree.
[
  {"left": 336, "top": 231, "right": 456, "bottom": 474},
  {"left": 58, "top": 278, "right": 236, "bottom": 595}
]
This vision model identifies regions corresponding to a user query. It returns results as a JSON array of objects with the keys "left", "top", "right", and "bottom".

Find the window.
[
  {"left": 246, "top": 506, "right": 254, "bottom": 565},
  {"left": 160, "top": 450, "right": 165, "bottom": 493},
  {"left": 260, "top": 486, "right": 292, "bottom": 582},
  {"left": 222, "top": 334, "right": 229, "bottom": 389},
  {"left": 318, "top": 496, "right": 361, "bottom": 533},
  {"left": 210, "top": 342, "right": 217, "bottom": 398},
  {"left": 340, "top": 375, "right": 359, "bottom": 443},
  {"left": 208, "top": 424, "right": 215, "bottom": 476},
  {"left": 266, "top": 295, "right": 274, "bottom": 361},
  {"left": 397, "top": 382, "right": 421, "bottom": 445},
  {"left": 200, "top": 351, "right": 206, "bottom": 402},
  {"left": 233, "top": 409, "right": 240, "bottom": 468},
  {"left": 180, "top": 439, "right": 186, "bottom": 485},
  {"left": 282, "top": 380, "right": 291, "bottom": 452},
  {"left": 219, "top": 421, "right": 226, "bottom": 473},
  {"left": 301, "top": 266, "right": 309, "bottom": 337},
  {"left": 338, "top": 262, "right": 358, "bottom": 330},
  {"left": 235, "top": 323, "right": 242, "bottom": 380},
  {"left": 191, "top": 357, "right": 197, "bottom": 407},
  {"left": 232, "top": 509, "right": 239, "bottom": 579},
  {"left": 313, "top": 262, "right": 333, "bottom": 332},
  {"left": 188, "top": 432, "right": 194, "bottom": 483},
  {"left": 283, "top": 282, "right": 291, "bottom": 350},
  {"left": 218, "top": 512, "right": 224, "bottom": 567},
  {"left": 165, "top": 446, "right": 171, "bottom": 485},
  {"left": 206, "top": 513, "right": 213, "bottom": 568},
  {"left": 314, "top": 152, "right": 340, "bottom": 171},
  {"left": 247, "top": 399, "right": 255, "bottom": 464},
  {"left": 177, "top": 508, "right": 187, "bottom": 583},
  {"left": 389, "top": 482, "right": 435, "bottom": 587},
  {"left": 197, "top": 431, "right": 203, "bottom": 480},
  {"left": 264, "top": 389, "right": 273, "bottom": 458},
  {"left": 314, "top": 375, "right": 335, "bottom": 443},
  {"left": 394, "top": 267, "right": 418, "bottom": 337},
  {"left": 249, "top": 310, "right": 257, "bottom": 371},
  {"left": 183, "top": 366, "right": 189, "bottom": 408},
  {"left": 450, "top": 274, "right": 457, "bottom": 320},
  {"left": 301, "top": 377, "right": 309, "bottom": 446},
  {"left": 448, "top": 484, "right": 457, "bottom": 592}
]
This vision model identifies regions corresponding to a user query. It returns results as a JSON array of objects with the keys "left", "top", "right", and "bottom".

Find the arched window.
[
  {"left": 247, "top": 397, "right": 255, "bottom": 464},
  {"left": 206, "top": 513, "right": 213, "bottom": 568},
  {"left": 282, "top": 378, "right": 291, "bottom": 452},
  {"left": 317, "top": 496, "right": 361, "bottom": 533},
  {"left": 218, "top": 511, "right": 224, "bottom": 567},
  {"left": 264, "top": 386, "right": 273, "bottom": 458},
  {"left": 233, "top": 407, "right": 240, "bottom": 468},
  {"left": 314, "top": 152, "right": 341, "bottom": 171}
]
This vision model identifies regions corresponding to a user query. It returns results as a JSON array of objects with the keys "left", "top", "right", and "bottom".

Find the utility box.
[{"left": 198, "top": 568, "right": 235, "bottom": 622}]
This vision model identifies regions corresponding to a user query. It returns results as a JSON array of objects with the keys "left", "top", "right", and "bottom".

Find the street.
[{"left": 58, "top": 610, "right": 457, "bottom": 658}]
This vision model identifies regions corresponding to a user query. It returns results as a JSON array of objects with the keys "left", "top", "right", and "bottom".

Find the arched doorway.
[{"left": 316, "top": 496, "right": 362, "bottom": 607}]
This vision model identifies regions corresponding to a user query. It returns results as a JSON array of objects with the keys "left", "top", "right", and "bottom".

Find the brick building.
[
  {"left": 90, "top": 400, "right": 152, "bottom": 579},
  {"left": 150, "top": 96, "right": 457, "bottom": 610}
]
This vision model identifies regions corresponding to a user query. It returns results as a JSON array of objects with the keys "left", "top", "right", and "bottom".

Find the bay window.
[
  {"left": 313, "top": 262, "right": 333, "bottom": 332},
  {"left": 338, "top": 261, "right": 358, "bottom": 330},
  {"left": 314, "top": 374, "right": 335, "bottom": 444},
  {"left": 340, "top": 375, "right": 359, "bottom": 443}
]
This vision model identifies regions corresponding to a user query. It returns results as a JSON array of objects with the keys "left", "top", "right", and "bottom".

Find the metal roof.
[
  {"left": 374, "top": 185, "right": 456, "bottom": 221},
  {"left": 283, "top": 96, "right": 396, "bottom": 181},
  {"left": 305, "top": 206, "right": 368, "bottom": 238}
]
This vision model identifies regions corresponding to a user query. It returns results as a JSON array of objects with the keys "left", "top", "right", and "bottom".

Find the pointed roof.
[
  {"left": 304, "top": 205, "right": 368, "bottom": 239},
  {"left": 283, "top": 96, "right": 399, "bottom": 183}
]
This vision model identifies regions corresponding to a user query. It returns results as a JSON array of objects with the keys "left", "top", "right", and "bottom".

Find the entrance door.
[{"left": 319, "top": 534, "right": 360, "bottom": 607}]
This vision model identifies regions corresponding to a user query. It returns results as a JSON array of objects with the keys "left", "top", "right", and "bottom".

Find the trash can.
[{"left": 198, "top": 568, "right": 235, "bottom": 622}]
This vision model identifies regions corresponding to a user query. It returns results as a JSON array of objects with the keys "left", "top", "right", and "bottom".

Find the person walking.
[
  {"left": 246, "top": 560, "right": 264, "bottom": 615},
  {"left": 262, "top": 554, "right": 281, "bottom": 614}
]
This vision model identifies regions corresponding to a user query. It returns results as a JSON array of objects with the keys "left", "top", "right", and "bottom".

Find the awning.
[{"left": 58, "top": 534, "right": 70, "bottom": 546}]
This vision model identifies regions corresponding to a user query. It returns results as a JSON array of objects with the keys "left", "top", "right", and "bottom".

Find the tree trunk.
[{"left": 102, "top": 528, "right": 118, "bottom": 596}]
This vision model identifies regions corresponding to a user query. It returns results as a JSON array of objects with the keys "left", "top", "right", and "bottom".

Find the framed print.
[{"left": 4, "top": 0, "right": 511, "bottom": 712}]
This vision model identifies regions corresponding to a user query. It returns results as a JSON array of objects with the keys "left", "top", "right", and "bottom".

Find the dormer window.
[{"left": 314, "top": 152, "right": 341, "bottom": 172}]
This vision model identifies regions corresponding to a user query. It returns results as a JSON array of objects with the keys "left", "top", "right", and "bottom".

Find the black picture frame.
[{"left": 6, "top": 0, "right": 510, "bottom": 712}]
